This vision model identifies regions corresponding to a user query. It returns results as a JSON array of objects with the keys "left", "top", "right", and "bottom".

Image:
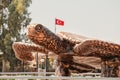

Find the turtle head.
[{"left": 27, "top": 24, "right": 46, "bottom": 44}]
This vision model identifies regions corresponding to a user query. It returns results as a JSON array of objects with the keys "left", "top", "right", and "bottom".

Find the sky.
[{"left": 29, "top": 0, "right": 120, "bottom": 43}]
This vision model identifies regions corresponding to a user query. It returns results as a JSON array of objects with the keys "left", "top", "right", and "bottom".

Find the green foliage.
[{"left": 0, "top": 0, "right": 32, "bottom": 71}]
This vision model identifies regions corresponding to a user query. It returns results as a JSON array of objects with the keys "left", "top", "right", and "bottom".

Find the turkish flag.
[{"left": 55, "top": 18, "right": 64, "bottom": 26}]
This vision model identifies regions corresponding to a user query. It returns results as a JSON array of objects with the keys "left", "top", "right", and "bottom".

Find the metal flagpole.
[
  {"left": 55, "top": 24, "right": 56, "bottom": 33},
  {"left": 55, "top": 18, "right": 56, "bottom": 33}
]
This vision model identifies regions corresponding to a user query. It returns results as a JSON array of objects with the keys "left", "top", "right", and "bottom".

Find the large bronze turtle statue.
[{"left": 12, "top": 24, "right": 120, "bottom": 77}]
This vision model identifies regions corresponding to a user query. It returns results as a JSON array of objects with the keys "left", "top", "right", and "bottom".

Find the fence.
[{"left": 0, "top": 72, "right": 119, "bottom": 80}]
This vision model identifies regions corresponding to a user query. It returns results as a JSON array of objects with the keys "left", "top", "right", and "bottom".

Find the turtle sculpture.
[{"left": 12, "top": 24, "right": 120, "bottom": 77}]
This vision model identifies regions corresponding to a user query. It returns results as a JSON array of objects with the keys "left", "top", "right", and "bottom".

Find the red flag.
[{"left": 55, "top": 18, "right": 64, "bottom": 26}]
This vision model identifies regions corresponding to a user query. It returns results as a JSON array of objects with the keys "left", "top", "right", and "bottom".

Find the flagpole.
[
  {"left": 55, "top": 18, "right": 64, "bottom": 33},
  {"left": 55, "top": 24, "right": 56, "bottom": 33},
  {"left": 55, "top": 18, "right": 56, "bottom": 33}
]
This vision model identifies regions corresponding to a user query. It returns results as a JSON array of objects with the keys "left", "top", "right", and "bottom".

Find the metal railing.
[{"left": 0, "top": 72, "right": 119, "bottom": 80}]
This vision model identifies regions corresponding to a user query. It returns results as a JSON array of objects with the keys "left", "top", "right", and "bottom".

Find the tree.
[{"left": 0, "top": 0, "right": 32, "bottom": 71}]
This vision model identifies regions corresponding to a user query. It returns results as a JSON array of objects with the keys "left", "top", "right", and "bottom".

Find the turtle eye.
[{"left": 35, "top": 24, "right": 42, "bottom": 31}]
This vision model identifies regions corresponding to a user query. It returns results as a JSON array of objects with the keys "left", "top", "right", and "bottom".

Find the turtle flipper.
[
  {"left": 12, "top": 42, "right": 49, "bottom": 61},
  {"left": 74, "top": 40, "right": 120, "bottom": 58}
]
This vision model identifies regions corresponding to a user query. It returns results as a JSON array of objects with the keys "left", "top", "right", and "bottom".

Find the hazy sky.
[{"left": 29, "top": 0, "right": 120, "bottom": 43}]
